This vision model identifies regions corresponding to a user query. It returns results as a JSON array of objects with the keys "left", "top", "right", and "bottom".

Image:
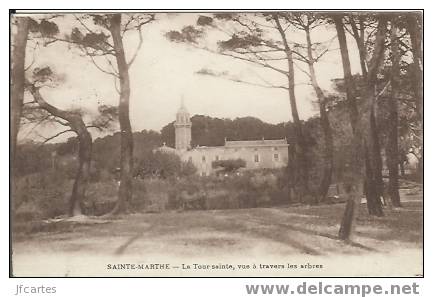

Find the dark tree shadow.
[
  {"left": 114, "top": 233, "right": 143, "bottom": 255},
  {"left": 274, "top": 222, "right": 377, "bottom": 252}
]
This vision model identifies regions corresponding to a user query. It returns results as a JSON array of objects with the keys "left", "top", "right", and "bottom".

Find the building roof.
[{"left": 225, "top": 138, "right": 288, "bottom": 147}]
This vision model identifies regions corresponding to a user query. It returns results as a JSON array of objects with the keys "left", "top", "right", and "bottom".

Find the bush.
[
  {"left": 13, "top": 171, "right": 71, "bottom": 221},
  {"left": 83, "top": 180, "right": 119, "bottom": 215},
  {"left": 134, "top": 151, "right": 197, "bottom": 179},
  {"left": 136, "top": 179, "right": 170, "bottom": 212},
  {"left": 12, "top": 166, "right": 291, "bottom": 221},
  {"left": 164, "top": 169, "right": 288, "bottom": 211},
  {"left": 212, "top": 158, "right": 246, "bottom": 173}
]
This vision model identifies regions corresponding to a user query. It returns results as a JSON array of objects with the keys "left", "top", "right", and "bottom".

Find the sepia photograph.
[{"left": 10, "top": 10, "right": 423, "bottom": 277}]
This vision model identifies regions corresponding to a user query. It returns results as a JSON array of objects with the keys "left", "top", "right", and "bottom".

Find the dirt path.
[{"left": 12, "top": 191, "right": 423, "bottom": 277}]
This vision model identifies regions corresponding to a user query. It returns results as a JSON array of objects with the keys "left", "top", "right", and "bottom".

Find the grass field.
[{"left": 11, "top": 185, "right": 423, "bottom": 277}]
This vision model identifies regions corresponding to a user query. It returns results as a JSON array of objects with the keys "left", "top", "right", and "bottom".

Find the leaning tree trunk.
[
  {"left": 305, "top": 27, "right": 334, "bottom": 203},
  {"left": 108, "top": 14, "right": 134, "bottom": 215},
  {"left": 274, "top": 15, "right": 311, "bottom": 203},
  {"left": 334, "top": 15, "right": 364, "bottom": 240},
  {"left": 11, "top": 17, "right": 29, "bottom": 163},
  {"left": 386, "top": 21, "right": 402, "bottom": 207},
  {"left": 27, "top": 84, "right": 92, "bottom": 216}
]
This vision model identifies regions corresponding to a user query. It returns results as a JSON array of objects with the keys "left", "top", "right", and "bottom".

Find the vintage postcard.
[{"left": 10, "top": 10, "right": 423, "bottom": 277}]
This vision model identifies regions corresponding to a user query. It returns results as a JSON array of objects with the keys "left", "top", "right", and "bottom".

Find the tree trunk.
[
  {"left": 365, "top": 99, "right": 385, "bottom": 215},
  {"left": 11, "top": 17, "right": 29, "bottom": 163},
  {"left": 334, "top": 15, "right": 364, "bottom": 240},
  {"left": 349, "top": 15, "right": 368, "bottom": 79},
  {"left": 108, "top": 14, "right": 134, "bottom": 215},
  {"left": 369, "top": 101, "right": 384, "bottom": 199},
  {"left": 364, "top": 142, "right": 383, "bottom": 216},
  {"left": 274, "top": 14, "right": 310, "bottom": 203},
  {"left": 386, "top": 21, "right": 402, "bottom": 207},
  {"left": 68, "top": 120, "right": 92, "bottom": 216},
  {"left": 399, "top": 159, "right": 406, "bottom": 177},
  {"left": 338, "top": 189, "right": 355, "bottom": 240},
  {"left": 364, "top": 17, "right": 388, "bottom": 216},
  {"left": 305, "top": 26, "right": 334, "bottom": 202},
  {"left": 27, "top": 84, "right": 92, "bottom": 216},
  {"left": 286, "top": 144, "right": 296, "bottom": 203},
  {"left": 350, "top": 15, "right": 387, "bottom": 214}
]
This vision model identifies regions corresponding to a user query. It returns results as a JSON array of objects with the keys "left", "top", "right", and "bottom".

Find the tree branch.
[
  {"left": 127, "top": 25, "right": 143, "bottom": 68},
  {"left": 375, "top": 80, "right": 391, "bottom": 101},
  {"left": 219, "top": 50, "right": 288, "bottom": 75},
  {"left": 74, "top": 14, "right": 114, "bottom": 49},
  {"left": 84, "top": 46, "right": 119, "bottom": 78},
  {"left": 41, "top": 129, "right": 74, "bottom": 144}
]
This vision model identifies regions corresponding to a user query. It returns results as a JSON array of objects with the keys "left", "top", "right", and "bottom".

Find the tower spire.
[{"left": 175, "top": 95, "right": 191, "bottom": 151}]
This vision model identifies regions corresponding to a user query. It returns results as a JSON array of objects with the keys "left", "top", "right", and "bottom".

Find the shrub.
[
  {"left": 83, "top": 180, "right": 119, "bottom": 215},
  {"left": 212, "top": 158, "right": 246, "bottom": 173},
  {"left": 13, "top": 171, "right": 71, "bottom": 221},
  {"left": 137, "top": 178, "right": 170, "bottom": 212},
  {"left": 134, "top": 151, "right": 197, "bottom": 179}
]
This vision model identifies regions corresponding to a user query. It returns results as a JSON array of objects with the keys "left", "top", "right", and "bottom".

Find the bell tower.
[{"left": 174, "top": 97, "right": 192, "bottom": 151}]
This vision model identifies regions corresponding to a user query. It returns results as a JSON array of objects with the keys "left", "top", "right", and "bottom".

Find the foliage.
[
  {"left": 28, "top": 18, "right": 59, "bottom": 37},
  {"left": 13, "top": 170, "right": 71, "bottom": 221},
  {"left": 161, "top": 115, "right": 294, "bottom": 148},
  {"left": 165, "top": 26, "right": 204, "bottom": 44},
  {"left": 134, "top": 150, "right": 196, "bottom": 179},
  {"left": 212, "top": 158, "right": 246, "bottom": 173}
]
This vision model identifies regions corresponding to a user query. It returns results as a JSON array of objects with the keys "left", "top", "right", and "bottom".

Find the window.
[
  {"left": 215, "top": 155, "right": 219, "bottom": 161},
  {"left": 188, "top": 156, "right": 193, "bottom": 162},
  {"left": 274, "top": 153, "right": 279, "bottom": 161},
  {"left": 273, "top": 147, "right": 278, "bottom": 151},
  {"left": 254, "top": 154, "right": 260, "bottom": 163},
  {"left": 202, "top": 156, "right": 206, "bottom": 163}
]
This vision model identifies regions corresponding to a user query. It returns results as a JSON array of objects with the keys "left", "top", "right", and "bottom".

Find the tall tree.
[
  {"left": 347, "top": 14, "right": 387, "bottom": 215},
  {"left": 272, "top": 13, "right": 311, "bottom": 203},
  {"left": 11, "top": 17, "right": 29, "bottom": 163},
  {"left": 23, "top": 67, "right": 116, "bottom": 216},
  {"left": 55, "top": 13, "right": 155, "bottom": 214},
  {"left": 286, "top": 13, "right": 334, "bottom": 202},
  {"left": 386, "top": 19, "right": 402, "bottom": 207},
  {"left": 333, "top": 14, "right": 364, "bottom": 240},
  {"left": 334, "top": 13, "right": 391, "bottom": 239},
  {"left": 363, "top": 15, "right": 387, "bottom": 216},
  {"left": 107, "top": 14, "right": 133, "bottom": 214}
]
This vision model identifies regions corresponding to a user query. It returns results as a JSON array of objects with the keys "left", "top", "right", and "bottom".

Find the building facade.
[{"left": 159, "top": 102, "right": 290, "bottom": 176}]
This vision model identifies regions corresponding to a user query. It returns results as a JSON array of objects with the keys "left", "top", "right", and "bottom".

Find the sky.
[{"left": 18, "top": 13, "right": 362, "bottom": 142}]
